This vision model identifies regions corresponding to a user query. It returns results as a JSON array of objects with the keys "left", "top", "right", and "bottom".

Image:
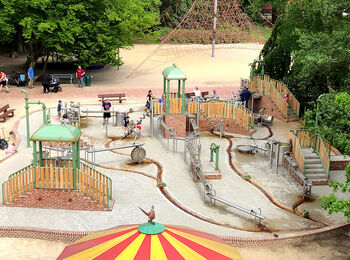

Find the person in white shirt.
[{"left": 193, "top": 86, "right": 202, "bottom": 100}]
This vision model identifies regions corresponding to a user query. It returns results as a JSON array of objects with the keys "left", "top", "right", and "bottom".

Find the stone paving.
[{"left": 0, "top": 106, "right": 348, "bottom": 239}]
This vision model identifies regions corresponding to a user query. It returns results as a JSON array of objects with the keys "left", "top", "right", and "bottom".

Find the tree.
[
  {"left": 258, "top": 0, "right": 350, "bottom": 110},
  {"left": 0, "top": 0, "right": 160, "bottom": 69},
  {"left": 320, "top": 163, "right": 350, "bottom": 222},
  {"left": 304, "top": 92, "right": 350, "bottom": 155}
]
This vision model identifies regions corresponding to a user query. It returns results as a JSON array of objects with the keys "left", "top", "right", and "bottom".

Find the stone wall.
[{"left": 330, "top": 156, "right": 350, "bottom": 171}]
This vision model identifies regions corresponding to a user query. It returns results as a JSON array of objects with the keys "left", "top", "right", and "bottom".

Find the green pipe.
[
  {"left": 38, "top": 141, "right": 43, "bottom": 167},
  {"left": 181, "top": 80, "right": 186, "bottom": 114},
  {"left": 72, "top": 143, "right": 77, "bottom": 189},
  {"left": 22, "top": 90, "right": 48, "bottom": 147},
  {"left": 33, "top": 141, "right": 37, "bottom": 188},
  {"left": 22, "top": 90, "right": 31, "bottom": 147},
  {"left": 166, "top": 80, "right": 170, "bottom": 115}
]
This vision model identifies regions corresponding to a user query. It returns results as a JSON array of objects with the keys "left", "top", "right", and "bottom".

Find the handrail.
[
  {"left": 80, "top": 161, "right": 112, "bottom": 198},
  {"left": 77, "top": 169, "right": 110, "bottom": 208},
  {"left": 8, "top": 163, "right": 34, "bottom": 179},
  {"left": 318, "top": 137, "right": 330, "bottom": 177}
]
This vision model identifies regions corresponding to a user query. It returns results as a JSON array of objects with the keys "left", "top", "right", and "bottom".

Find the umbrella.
[{"left": 57, "top": 223, "right": 242, "bottom": 259}]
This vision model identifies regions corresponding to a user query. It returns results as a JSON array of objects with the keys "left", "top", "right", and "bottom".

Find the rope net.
[{"left": 128, "top": 0, "right": 262, "bottom": 78}]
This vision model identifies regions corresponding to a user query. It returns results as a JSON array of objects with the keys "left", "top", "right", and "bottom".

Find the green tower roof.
[
  {"left": 30, "top": 124, "right": 81, "bottom": 142},
  {"left": 162, "top": 63, "right": 187, "bottom": 80}
]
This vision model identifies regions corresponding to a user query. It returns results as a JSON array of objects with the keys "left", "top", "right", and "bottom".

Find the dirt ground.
[{"left": 0, "top": 233, "right": 348, "bottom": 259}]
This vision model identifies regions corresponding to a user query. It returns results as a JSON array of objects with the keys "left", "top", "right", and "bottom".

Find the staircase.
[
  {"left": 287, "top": 107, "right": 298, "bottom": 120},
  {"left": 302, "top": 148, "right": 329, "bottom": 185}
]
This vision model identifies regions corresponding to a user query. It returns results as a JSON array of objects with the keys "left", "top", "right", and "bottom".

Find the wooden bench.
[
  {"left": 0, "top": 104, "right": 15, "bottom": 122},
  {"left": 185, "top": 91, "right": 209, "bottom": 100},
  {"left": 98, "top": 93, "right": 127, "bottom": 103},
  {"left": 50, "top": 74, "right": 75, "bottom": 84}
]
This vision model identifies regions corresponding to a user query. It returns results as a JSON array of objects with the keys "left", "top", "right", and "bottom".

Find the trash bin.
[
  {"left": 85, "top": 75, "right": 92, "bottom": 86},
  {"left": 116, "top": 112, "right": 126, "bottom": 126}
]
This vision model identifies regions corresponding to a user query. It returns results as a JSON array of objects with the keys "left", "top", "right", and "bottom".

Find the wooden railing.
[
  {"left": 153, "top": 99, "right": 254, "bottom": 131},
  {"left": 289, "top": 131, "right": 306, "bottom": 174},
  {"left": 293, "top": 130, "right": 331, "bottom": 176},
  {"left": 250, "top": 74, "right": 300, "bottom": 118},
  {"left": 2, "top": 159, "right": 112, "bottom": 208},
  {"left": 3, "top": 164, "right": 34, "bottom": 204}
]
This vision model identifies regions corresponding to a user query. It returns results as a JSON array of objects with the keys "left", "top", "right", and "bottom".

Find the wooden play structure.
[
  {"left": 151, "top": 64, "right": 255, "bottom": 134},
  {"left": 2, "top": 124, "right": 112, "bottom": 210}
]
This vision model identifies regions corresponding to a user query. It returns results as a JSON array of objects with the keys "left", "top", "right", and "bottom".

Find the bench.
[
  {"left": 185, "top": 91, "right": 209, "bottom": 100},
  {"left": 0, "top": 104, "right": 15, "bottom": 122},
  {"left": 98, "top": 93, "right": 127, "bottom": 104},
  {"left": 50, "top": 74, "right": 74, "bottom": 84}
]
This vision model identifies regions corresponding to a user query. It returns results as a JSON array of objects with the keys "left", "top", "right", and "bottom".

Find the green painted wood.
[
  {"left": 30, "top": 124, "right": 81, "bottom": 142},
  {"left": 137, "top": 222, "right": 165, "bottom": 235}
]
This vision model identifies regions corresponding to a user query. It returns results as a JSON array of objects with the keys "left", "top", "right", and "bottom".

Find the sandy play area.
[{"left": 0, "top": 44, "right": 349, "bottom": 259}]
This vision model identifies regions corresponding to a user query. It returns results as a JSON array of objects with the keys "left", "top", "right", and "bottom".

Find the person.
[
  {"left": 102, "top": 99, "right": 111, "bottom": 126},
  {"left": 193, "top": 86, "right": 202, "bottom": 100},
  {"left": 210, "top": 89, "right": 218, "bottom": 99},
  {"left": 0, "top": 71, "right": 9, "bottom": 93},
  {"left": 145, "top": 90, "right": 152, "bottom": 110},
  {"left": 57, "top": 100, "right": 62, "bottom": 118},
  {"left": 62, "top": 114, "right": 70, "bottom": 125},
  {"left": 240, "top": 87, "right": 251, "bottom": 108},
  {"left": 284, "top": 93, "right": 289, "bottom": 103},
  {"left": 42, "top": 73, "right": 50, "bottom": 93},
  {"left": 27, "top": 66, "right": 34, "bottom": 88},
  {"left": 124, "top": 112, "right": 130, "bottom": 131},
  {"left": 134, "top": 125, "right": 143, "bottom": 143},
  {"left": 5, "top": 143, "right": 17, "bottom": 154},
  {"left": 76, "top": 65, "right": 85, "bottom": 88},
  {"left": 257, "top": 108, "right": 264, "bottom": 127}
]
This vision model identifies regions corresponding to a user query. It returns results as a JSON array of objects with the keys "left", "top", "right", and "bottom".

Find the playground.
[{"left": 0, "top": 44, "right": 349, "bottom": 259}]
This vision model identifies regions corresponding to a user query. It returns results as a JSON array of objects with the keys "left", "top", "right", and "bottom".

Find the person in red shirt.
[
  {"left": 284, "top": 93, "right": 289, "bottom": 103},
  {"left": 0, "top": 71, "right": 9, "bottom": 93},
  {"left": 134, "top": 125, "right": 143, "bottom": 143},
  {"left": 76, "top": 66, "right": 85, "bottom": 88}
]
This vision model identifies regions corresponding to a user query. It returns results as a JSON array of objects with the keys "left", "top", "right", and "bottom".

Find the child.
[
  {"left": 5, "top": 143, "right": 17, "bottom": 154},
  {"left": 134, "top": 125, "right": 143, "bottom": 143},
  {"left": 57, "top": 100, "right": 62, "bottom": 118},
  {"left": 62, "top": 114, "right": 70, "bottom": 125},
  {"left": 124, "top": 113, "right": 130, "bottom": 131},
  {"left": 284, "top": 93, "right": 289, "bottom": 103}
]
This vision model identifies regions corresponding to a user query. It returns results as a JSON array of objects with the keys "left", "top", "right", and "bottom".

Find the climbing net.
[{"left": 128, "top": 0, "right": 262, "bottom": 78}]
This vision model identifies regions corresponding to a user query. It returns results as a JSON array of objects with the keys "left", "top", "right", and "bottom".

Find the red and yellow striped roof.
[{"left": 57, "top": 225, "right": 242, "bottom": 259}]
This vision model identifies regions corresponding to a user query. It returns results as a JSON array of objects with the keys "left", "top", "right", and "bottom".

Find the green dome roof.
[
  {"left": 30, "top": 124, "right": 81, "bottom": 142},
  {"left": 162, "top": 63, "right": 187, "bottom": 80}
]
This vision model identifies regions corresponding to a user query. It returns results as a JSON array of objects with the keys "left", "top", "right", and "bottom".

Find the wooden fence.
[
  {"left": 288, "top": 131, "right": 306, "bottom": 174},
  {"left": 250, "top": 74, "right": 300, "bottom": 118},
  {"left": 2, "top": 160, "right": 112, "bottom": 208},
  {"left": 294, "top": 130, "right": 331, "bottom": 176},
  {"left": 153, "top": 99, "right": 254, "bottom": 131}
]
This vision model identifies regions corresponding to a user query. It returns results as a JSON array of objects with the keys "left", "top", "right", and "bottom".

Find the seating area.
[
  {"left": 0, "top": 104, "right": 15, "bottom": 122},
  {"left": 185, "top": 91, "right": 209, "bottom": 100},
  {"left": 98, "top": 93, "right": 126, "bottom": 103},
  {"left": 50, "top": 74, "right": 75, "bottom": 84}
]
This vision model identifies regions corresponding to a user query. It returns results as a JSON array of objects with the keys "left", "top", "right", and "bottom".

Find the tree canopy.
[
  {"left": 257, "top": 0, "right": 350, "bottom": 110},
  {"left": 0, "top": 0, "right": 160, "bottom": 67}
]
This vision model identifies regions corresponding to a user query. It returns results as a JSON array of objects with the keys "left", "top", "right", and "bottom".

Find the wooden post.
[
  {"left": 38, "top": 141, "right": 43, "bottom": 167},
  {"left": 72, "top": 142, "right": 76, "bottom": 189}
]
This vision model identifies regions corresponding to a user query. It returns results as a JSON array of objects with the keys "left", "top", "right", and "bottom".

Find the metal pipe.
[
  {"left": 275, "top": 143, "right": 280, "bottom": 174},
  {"left": 207, "top": 194, "right": 265, "bottom": 220},
  {"left": 151, "top": 98, "right": 154, "bottom": 136}
]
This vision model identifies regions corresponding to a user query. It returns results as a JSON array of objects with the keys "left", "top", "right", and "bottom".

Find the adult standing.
[
  {"left": 42, "top": 73, "right": 50, "bottom": 93},
  {"left": 76, "top": 65, "right": 85, "bottom": 88},
  {"left": 102, "top": 99, "right": 112, "bottom": 126},
  {"left": 27, "top": 66, "right": 34, "bottom": 88},
  {"left": 145, "top": 90, "right": 152, "bottom": 110},
  {"left": 0, "top": 71, "right": 9, "bottom": 93},
  {"left": 239, "top": 87, "right": 251, "bottom": 108}
]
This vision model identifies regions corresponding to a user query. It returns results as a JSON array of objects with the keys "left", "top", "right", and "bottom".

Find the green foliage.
[
  {"left": 159, "top": 0, "right": 192, "bottom": 27},
  {"left": 259, "top": 0, "right": 350, "bottom": 110},
  {"left": 304, "top": 92, "right": 350, "bottom": 155},
  {"left": 0, "top": 0, "right": 160, "bottom": 67},
  {"left": 320, "top": 163, "right": 350, "bottom": 222}
]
